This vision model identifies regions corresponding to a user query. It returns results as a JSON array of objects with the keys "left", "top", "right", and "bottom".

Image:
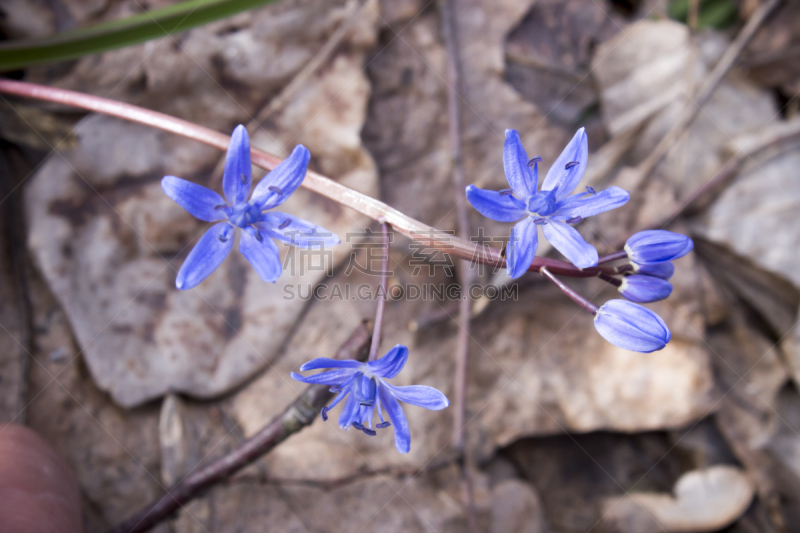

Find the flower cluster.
[
  {"left": 162, "top": 125, "right": 695, "bottom": 456},
  {"left": 588, "top": 229, "right": 693, "bottom": 352},
  {"left": 291, "top": 345, "right": 449, "bottom": 454},
  {"left": 162, "top": 125, "right": 339, "bottom": 289},
  {"left": 466, "top": 130, "right": 694, "bottom": 354}
]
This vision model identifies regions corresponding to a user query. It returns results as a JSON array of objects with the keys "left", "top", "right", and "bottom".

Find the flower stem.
[
  {"left": 597, "top": 271, "right": 622, "bottom": 287},
  {"left": 367, "top": 222, "right": 390, "bottom": 362},
  {"left": 540, "top": 267, "right": 599, "bottom": 315},
  {"left": 0, "top": 79, "right": 617, "bottom": 278}
]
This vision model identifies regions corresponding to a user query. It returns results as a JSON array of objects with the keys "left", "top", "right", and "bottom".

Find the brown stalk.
[{"left": 106, "top": 322, "right": 371, "bottom": 533}]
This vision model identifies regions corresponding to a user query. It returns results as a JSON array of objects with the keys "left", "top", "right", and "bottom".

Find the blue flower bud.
[
  {"left": 632, "top": 261, "right": 674, "bottom": 280},
  {"left": 624, "top": 230, "right": 693, "bottom": 264},
  {"left": 593, "top": 299, "right": 671, "bottom": 353},
  {"left": 618, "top": 275, "right": 672, "bottom": 303}
]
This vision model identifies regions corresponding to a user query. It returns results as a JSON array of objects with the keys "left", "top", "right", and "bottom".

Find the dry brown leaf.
[{"left": 602, "top": 465, "right": 754, "bottom": 532}]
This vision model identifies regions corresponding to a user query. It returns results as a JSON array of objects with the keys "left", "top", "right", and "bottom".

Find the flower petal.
[
  {"left": 382, "top": 383, "right": 449, "bottom": 410},
  {"left": 465, "top": 185, "right": 527, "bottom": 222},
  {"left": 378, "top": 386, "right": 411, "bottom": 453},
  {"left": 375, "top": 390, "right": 385, "bottom": 424},
  {"left": 503, "top": 129, "right": 537, "bottom": 198},
  {"left": 162, "top": 176, "right": 227, "bottom": 222},
  {"left": 593, "top": 299, "right": 671, "bottom": 353},
  {"left": 338, "top": 384, "right": 360, "bottom": 428},
  {"left": 250, "top": 145, "right": 310, "bottom": 210},
  {"left": 299, "top": 358, "right": 366, "bottom": 371},
  {"left": 326, "top": 387, "right": 351, "bottom": 411},
  {"left": 551, "top": 186, "right": 629, "bottom": 219},
  {"left": 290, "top": 368, "right": 360, "bottom": 385},
  {"left": 239, "top": 229, "right": 282, "bottom": 283},
  {"left": 175, "top": 223, "right": 234, "bottom": 290},
  {"left": 223, "top": 125, "right": 252, "bottom": 204},
  {"left": 506, "top": 217, "right": 538, "bottom": 279},
  {"left": 258, "top": 212, "right": 341, "bottom": 248},
  {"left": 542, "top": 220, "right": 597, "bottom": 268},
  {"left": 541, "top": 128, "right": 588, "bottom": 201},
  {"left": 367, "top": 344, "right": 408, "bottom": 379}
]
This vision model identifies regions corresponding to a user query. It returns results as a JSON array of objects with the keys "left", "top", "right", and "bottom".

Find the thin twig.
[
  {"left": 0, "top": 79, "right": 620, "bottom": 278},
  {"left": 229, "top": 453, "right": 459, "bottom": 491},
  {"left": 106, "top": 322, "right": 372, "bottom": 533},
  {"left": 368, "top": 222, "right": 390, "bottom": 362},
  {"left": 630, "top": 0, "right": 782, "bottom": 194},
  {"left": 257, "top": 0, "right": 364, "bottom": 124},
  {"left": 609, "top": 116, "right": 800, "bottom": 251},
  {"left": 505, "top": 49, "right": 590, "bottom": 84},
  {"left": 688, "top": 0, "right": 700, "bottom": 32},
  {"left": 440, "top": 0, "right": 477, "bottom": 529},
  {"left": 0, "top": 146, "right": 33, "bottom": 424}
]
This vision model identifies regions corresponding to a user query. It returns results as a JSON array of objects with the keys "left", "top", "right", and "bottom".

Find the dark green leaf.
[{"left": 0, "top": 0, "right": 280, "bottom": 72}]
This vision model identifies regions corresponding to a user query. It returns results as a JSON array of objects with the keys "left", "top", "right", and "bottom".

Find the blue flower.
[
  {"left": 466, "top": 128, "right": 629, "bottom": 277},
  {"left": 162, "top": 125, "right": 340, "bottom": 289},
  {"left": 618, "top": 275, "right": 672, "bottom": 303},
  {"left": 593, "top": 299, "right": 671, "bottom": 353},
  {"left": 625, "top": 230, "right": 693, "bottom": 265},
  {"left": 291, "top": 345, "right": 449, "bottom": 454}
]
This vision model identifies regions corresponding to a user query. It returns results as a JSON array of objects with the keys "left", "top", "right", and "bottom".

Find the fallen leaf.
[{"left": 602, "top": 465, "right": 754, "bottom": 532}]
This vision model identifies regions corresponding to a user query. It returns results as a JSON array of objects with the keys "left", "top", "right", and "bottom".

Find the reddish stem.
[{"left": 539, "top": 267, "right": 599, "bottom": 315}]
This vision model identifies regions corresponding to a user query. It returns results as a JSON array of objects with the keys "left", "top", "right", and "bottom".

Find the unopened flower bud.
[
  {"left": 619, "top": 275, "right": 672, "bottom": 303},
  {"left": 593, "top": 299, "right": 671, "bottom": 353},
  {"left": 624, "top": 230, "right": 693, "bottom": 264}
]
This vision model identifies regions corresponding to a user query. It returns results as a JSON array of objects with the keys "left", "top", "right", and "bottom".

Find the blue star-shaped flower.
[
  {"left": 291, "top": 345, "right": 449, "bottom": 454},
  {"left": 162, "top": 125, "right": 340, "bottom": 289},
  {"left": 466, "top": 128, "right": 630, "bottom": 277}
]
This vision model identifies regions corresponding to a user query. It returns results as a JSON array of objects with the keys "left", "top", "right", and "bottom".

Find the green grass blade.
[{"left": 0, "top": 0, "right": 280, "bottom": 71}]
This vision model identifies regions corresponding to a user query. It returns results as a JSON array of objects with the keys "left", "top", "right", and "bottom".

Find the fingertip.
[{"left": 0, "top": 425, "right": 82, "bottom": 533}]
